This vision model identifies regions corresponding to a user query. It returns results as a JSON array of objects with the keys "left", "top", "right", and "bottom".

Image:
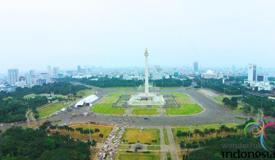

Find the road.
[
  {"left": 1, "top": 88, "right": 248, "bottom": 131},
  {"left": 166, "top": 127, "right": 179, "bottom": 160},
  {"left": 159, "top": 128, "right": 167, "bottom": 160}
]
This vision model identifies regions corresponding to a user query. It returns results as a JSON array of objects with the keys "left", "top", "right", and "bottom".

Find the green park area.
[
  {"left": 116, "top": 152, "right": 160, "bottom": 160},
  {"left": 172, "top": 123, "right": 238, "bottom": 144},
  {"left": 76, "top": 89, "right": 95, "bottom": 97},
  {"left": 213, "top": 94, "right": 245, "bottom": 112},
  {"left": 122, "top": 128, "right": 160, "bottom": 145},
  {"left": 132, "top": 107, "right": 159, "bottom": 116},
  {"left": 166, "top": 93, "right": 203, "bottom": 115},
  {"left": 37, "top": 89, "right": 95, "bottom": 119},
  {"left": 118, "top": 128, "right": 161, "bottom": 160},
  {"left": 91, "top": 91, "right": 205, "bottom": 116},
  {"left": 166, "top": 104, "right": 203, "bottom": 115},
  {"left": 91, "top": 93, "right": 125, "bottom": 115},
  {"left": 37, "top": 102, "right": 66, "bottom": 119},
  {"left": 163, "top": 128, "right": 169, "bottom": 145},
  {"left": 69, "top": 123, "right": 113, "bottom": 142},
  {"left": 213, "top": 95, "right": 228, "bottom": 105}
]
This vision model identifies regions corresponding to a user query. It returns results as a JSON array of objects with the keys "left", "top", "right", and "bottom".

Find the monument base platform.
[{"left": 128, "top": 93, "right": 165, "bottom": 106}]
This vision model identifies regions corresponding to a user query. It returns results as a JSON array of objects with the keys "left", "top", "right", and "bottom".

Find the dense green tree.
[
  {"left": 0, "top": 127, "right": 90, "bottom": 160},
  {"left": 0, "top": 82, "right": 87, "bottom": 123},
  {"left": 222, "top": 97, "right": 238, "bottom": 109}
]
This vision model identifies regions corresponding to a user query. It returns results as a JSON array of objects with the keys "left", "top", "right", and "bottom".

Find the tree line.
[
  {"left": 197, "top": 78, "right": 275, "bottom": 117},
  {"left": 242, "top": 95, "right": 275, "bottom": 117},
  {"left": 69, "top": 76, "right": 192, "bottom": 88},
  {"left": 0, "top": 82, "right": 87, "bottom": 123},
  {"left": 196, "top": 78, "right": 243, "bottom": 95},
  {"left": 0, "top": 126, "right": 91, "bottom": 160}
]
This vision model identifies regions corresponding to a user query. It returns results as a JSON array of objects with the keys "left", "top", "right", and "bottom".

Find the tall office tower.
[
  {"left": 26, "top": 70, "right": 35, "bottom": 86},
  {"left": 193, "top": 62, "right": 199, "bottom": 73},
  {"left": 53, "top": 67, "right": 59, "bottom": 77},
  {"left": 248, "top": 64, "right": 257, "bottom": 82},
  {"left": 77, "top": 65, "right": 82, "bottom": 73},
  {"left": 25, "top": 72, "right": 32, "bottom": 86},
  {"left": 8, "top": 69, "right": 19, "bottom": 85},
  {"left": 47, "top": 66, "right": 52, "bottom": 77}
]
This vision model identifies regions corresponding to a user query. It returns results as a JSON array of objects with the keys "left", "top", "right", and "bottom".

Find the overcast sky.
[{"left": 0, "top": 0, "right": 274, "bottom": 72}]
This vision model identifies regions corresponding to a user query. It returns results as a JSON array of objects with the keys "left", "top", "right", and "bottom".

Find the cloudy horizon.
[{"left": 0, "top": 0, "right": 275, "bottom": 72}]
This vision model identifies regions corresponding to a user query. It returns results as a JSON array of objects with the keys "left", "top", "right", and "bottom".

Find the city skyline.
[
  {"left": 1, "top": 1, "right": 275, "bottom": 160},
  {"left": 0, "top": 0, "right": 275, "bottom": 72}
]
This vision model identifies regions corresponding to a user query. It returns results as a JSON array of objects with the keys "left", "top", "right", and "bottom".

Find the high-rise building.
[
  {"left": 25, "top": 70, "right": 36, "bottom": 86},
  {"left": 47, "top": 66, "right": 52, "bottom": 77},
  {"left": 8, "top": 69, "right": 19, "bottom": 85},
  {"left": 77, "top": 65, "right": 82, "bottom": 73},
  {"left": 193, "top": 62, "right": 199, "bottom": 73},
  {"left": 52, "top": 67, "right": 59, "bottom": 77},
  {"left": 248, "top": 64, "right": 257, "bottom": 82}
]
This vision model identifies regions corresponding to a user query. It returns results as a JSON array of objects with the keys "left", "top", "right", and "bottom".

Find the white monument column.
[{"left": 144, "top": 49, "right": 149, "bottom": 95}]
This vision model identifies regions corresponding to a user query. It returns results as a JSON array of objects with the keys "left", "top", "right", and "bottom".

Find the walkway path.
[
  {"left": 160, "top": 127, "right": 167, "bottom": 160},
  {"left": 166, "top": 127, "right": 179, "bottom": 160}
]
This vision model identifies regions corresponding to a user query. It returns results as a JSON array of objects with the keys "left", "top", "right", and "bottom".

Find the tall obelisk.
[{"left": 144, "top": 49, "right": 149, "bottom": 95}]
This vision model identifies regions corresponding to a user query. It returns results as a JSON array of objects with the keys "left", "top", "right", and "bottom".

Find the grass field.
[
  {"left": 163, "top": 128, "right": 169, "bottom": 145},
  {"left": 91, "top": 104, "right": 125, "bottom": 115},
  {"left": 172, "top": 92, "right": 195, "bottom": 104},
  {"left": 132, "top": 107, "right": 159, "bottom": 116},
  {"left": 166, "top": 93, "right": 203, "bottom": 115},
  {"left": 37, "top": 102, "right": 66, "bottom": 118},
  {"left": 76, "top": 89, "right": 94, "bottom": 97},
  {"left": 91, "top": 93, "right": 125, "bottom": 115},
  {"left": 213, "top": 95, "right": 227, "bottom": 105},
  {"left": 166, "top": 104, "right": 203, "bottom": 115},
  {"left": 70, "top": 123, "right": 113, "bottom": 142},
  {"left": 172, "top": 123, "right": 239, "bottom": 143},
  {"left": 214, "top": 95, "right": 245, "bottom": 111},
  {"left": 173, "top": 123, "right": 238, "bottom": 132},
  {"left": 24, "top": 93, "right": 68, "bottom": 100},
  {"left": 122, "top": 128, "right": 160, "bottom": 145},
  {"left": 116, "top": 152, "right": 160, "bottom": 160},
  {"left": 99, "top": 93, "right": 122, "bottom": 103},
  {"left": 50, "top": 123, "right": 113, "bottom": 143}
]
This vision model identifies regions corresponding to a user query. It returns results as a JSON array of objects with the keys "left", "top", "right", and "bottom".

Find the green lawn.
[
  {"left": 37, "top": 102, "right": 66, "bottom": 118},
  {"left": 23, "top": 93, "right": 68, "bottom": 100},
  {"left": 173, "top": 123, "right": 238, "bottom": 133},
  {"left": 214, "top": 95, "right": 245, "bottom": 111},
  {"left": 98, "top": 93, "right": 121, "bottom": 104},
  {"left": 172, "top": 123, "right": 239, "bottom": 144},
  {"left": 166, "top": 104, "right": 203, "bottom": 115},
  {"left": 163, "top": 128, "right": 169, "bottom": 145},
  {"left": 117, "top": 152, "right": 160, "bottom": 160},
  {"left": 172, "top": 92, "right": 195, "bottom": 104},
  {"left": 91, "top": 104, "right": 125, "bottom": 115},
  {"left": 76, "top": 89, "right": 94, "bottom": 97},
  {"left": 69, "top": 123, "right": 113, "bottom": 142},
  {"left": 122, "top": 128, "right": 160, "bottom": 145},
  {"left": 132, "top": 107, "right": 159, "bottom": 116},
  {"left": 166, "top": 93, "right": 203, "bottom": 116},
  {"left": 213, "top": 95, "right": 226, "bottom": 105},
  {"left": 91, "top": 93, "right": 125, "bottom": 115}
]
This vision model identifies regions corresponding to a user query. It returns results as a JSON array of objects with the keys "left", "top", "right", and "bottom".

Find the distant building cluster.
[
  {"left": 245, "top": 64, "right": 273, "bottom": 91},
  {"left": 0, "top": 66, "right": 61, "bottom": 92},
  {"left": 0, "top": 61, "right": 274, "bottom": 93},
  {"left": 72, "top": 65, "right": 183, "bottom": 81},
  {"left": 201, "top": 70, "right": 224, "bottom": 79}
]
